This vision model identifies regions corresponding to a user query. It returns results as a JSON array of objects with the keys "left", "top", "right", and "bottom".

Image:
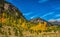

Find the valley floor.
[
  {"left": 0, "top": 24, "right": 60, "bottom": 37},
  {"left": 23, "top": 31, "right": 60, "bottom": 37}
]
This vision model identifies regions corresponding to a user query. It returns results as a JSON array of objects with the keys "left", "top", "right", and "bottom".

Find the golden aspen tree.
[
  {"left": 21, "top": 22, "right": 27, "bottom": 29},
  {"left": 30, "top": 22, "right": 42, "bottom": 31},
  {"left": 41, "top": 22, "right": 47, "bottom": 31}
]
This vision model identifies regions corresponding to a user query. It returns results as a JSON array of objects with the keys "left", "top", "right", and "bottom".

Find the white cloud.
[
  {"left": 30, "top": 15, "right": 38, "bottom": 19},
  {"left": 48, "top": 18, "right": 60, "bottom": 22},
  {"left": 23, "top": 12, "right": 33, "bottom": 16},
  {"left": 38, "top": 0, "right": 48, "bottom": 3},
  {"left": 48, "top": 19, "right": 56, "bottom": 22},
  {"left": 41, "top": 12, "right": 54, "bottom": 18},
  {"left": 48, "top": 19, "right": 55, "bottom": 21}
]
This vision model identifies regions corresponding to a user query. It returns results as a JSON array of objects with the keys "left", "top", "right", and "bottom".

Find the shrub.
[
  {"left": 1, "top": 31, "right": 4, "bottom": 35},
  {"left": 8, "top": 28, "right": 11, "bottom": 35},
  {"left": 13, "top": 27, "right": 18, "bottom": 36},
  {"left": 15, "top": 30, "right": 18, "bottom": 36},
  {"left": 5, "top": 32, "right": 8, "bottom": 37},
  {"left": 19, "top": 30, "right": 23, "bottom": 37},
  {"left": 38, "top": 30, "right": 41, "bottom": 33},
  {"left": 29, "top": 30, "right": 34, "bottom": 33},
  {"left": 8, "top": 31, "right": 11, "bottom": 35},
  {"left": 0, "top": 23, "right": 2, "bottom": 28},
  {"left": 26, "top": 24, "right": 31, "bottom": 29}
]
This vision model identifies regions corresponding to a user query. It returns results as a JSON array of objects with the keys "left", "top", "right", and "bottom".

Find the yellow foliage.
[
  {"left": 21, "top": 22, "right": 27, "bottom": 29},
  {"left": 30, "top": 22, "right": 47, "bottom": 31},
  {"left": 44, "top": 22, "right": 47, "bottom": 27},
  {"left": 30, "top": 22, "right": 42, "bottom": 31},
  {"left": 18, "top": 19, "right": 21, "bottom": 23},
  {"left": 2, "top": 13, "right": 5, "bottom": 16}
]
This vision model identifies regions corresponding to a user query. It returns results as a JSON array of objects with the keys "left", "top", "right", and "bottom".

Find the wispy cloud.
[
  {"left": 41, "top": 12, "right": 54, "bottom": 18},
  {"left": 55, "top": 14, "right": 60, "bottom": 17},
  {"left": 48, "top": 18, "right": 60, "bottom": 21},
  {"left": 49, "top": 19, "right": 55, "bottom": 21},
  {"left": 30, "top": 15, "right": 38, "bottom": 19},
  {"left": 23, "top": 12, "right": 33, "bottom": 16},
  {"left": 38, "top": 0, "right": 48, "bottom": 3}
]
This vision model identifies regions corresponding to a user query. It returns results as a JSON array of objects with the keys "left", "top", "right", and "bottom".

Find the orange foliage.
[{"left": 0, "top": 17, "right": 6, "bottom": 23}]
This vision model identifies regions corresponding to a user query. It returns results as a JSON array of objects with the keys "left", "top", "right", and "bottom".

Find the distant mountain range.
[{"left": 48, "top": 20, "right": 60, "bottom": 26}]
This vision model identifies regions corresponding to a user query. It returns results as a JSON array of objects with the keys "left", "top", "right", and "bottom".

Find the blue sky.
[{"left": 6, "top": 0, "right": 60, "bottom": 21}]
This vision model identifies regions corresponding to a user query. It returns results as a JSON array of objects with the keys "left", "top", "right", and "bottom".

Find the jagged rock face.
[
  {"left": 4, "top": 2, "right": 24, "bottom": 18},
  {"left": 4, "top": 3, "right": 9, "bottom": 10},
  {"left": 30, "top": 18, "right": 44, "bottom": 23}
]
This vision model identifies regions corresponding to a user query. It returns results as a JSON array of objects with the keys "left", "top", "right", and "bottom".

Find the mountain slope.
[
  {"left": 30, "top": 17, "right": 53, "bottom": 26},
  {"left": 0, "top": 1, "right": 26, "bottom": 37}
]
